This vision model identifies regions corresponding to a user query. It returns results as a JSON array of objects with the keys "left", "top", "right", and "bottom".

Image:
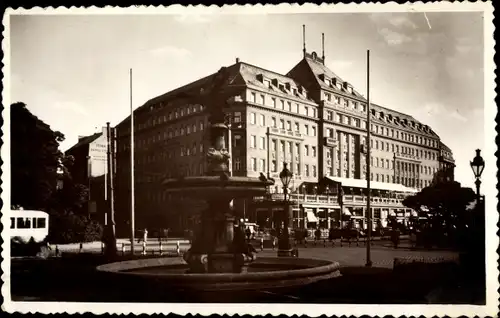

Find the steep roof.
[
  {"left": 117, "top": 63, "right": 245, "bottom": 128},
  {"left": 65, "top": 133, "right": 102, "bottom": 154},
  {"left": 288, "top": 55, "right": 438, "bottom": 137},
  {"left": 439, "top": 141, "right": 452, "bottom": 153},
  {"left": 238, "top": 62, "right": 316, "bottom": 104},
  {"left": 302, "top": 56, "right": 366, "bottom": 100}
]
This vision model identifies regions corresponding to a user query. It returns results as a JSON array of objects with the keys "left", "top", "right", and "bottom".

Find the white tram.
[{"left": 10, "top": 209, "right": 49, "bottom": 244}]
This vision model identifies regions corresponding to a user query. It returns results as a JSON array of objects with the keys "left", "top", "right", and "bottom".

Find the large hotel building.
[{"left": 113, "top": 46, "right": 454, "bottom": 236}]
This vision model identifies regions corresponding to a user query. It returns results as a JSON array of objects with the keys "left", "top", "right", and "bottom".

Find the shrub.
[{"left": 47, "top": 210, "right": 103, "bottom": 244}]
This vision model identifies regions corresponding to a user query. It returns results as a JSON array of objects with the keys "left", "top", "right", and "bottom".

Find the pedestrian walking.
[
  {"left": 314, "top": 227, "right": 321, "bottom": 246},
  {"left": 138, "top": 228, "right": 148, "bottom": 243}
]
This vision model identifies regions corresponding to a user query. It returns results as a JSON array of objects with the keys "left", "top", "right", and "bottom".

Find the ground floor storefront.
[{"left": 249, "top": 198, "right": 417, "bottom": 232}]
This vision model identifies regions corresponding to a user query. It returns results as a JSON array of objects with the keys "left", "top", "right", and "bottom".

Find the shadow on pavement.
[{"left": 10, "top": 253, "right": 485, "bottom": 304}]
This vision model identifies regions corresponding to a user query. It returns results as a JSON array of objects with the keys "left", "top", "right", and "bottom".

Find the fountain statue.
[{"left": 96, "top": 67, "right": 341, "bottom": 294}]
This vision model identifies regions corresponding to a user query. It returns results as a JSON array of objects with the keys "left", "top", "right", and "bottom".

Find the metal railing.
[{"left": 254, "top": 193, "right": 404, "bottom": 206}]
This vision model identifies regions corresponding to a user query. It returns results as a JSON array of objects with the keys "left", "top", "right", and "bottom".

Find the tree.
[
  {"left": 11, "top": 102, "right": 65, "bottom": 210},
  {"left": 11, "top": 102, "right": 102, "bottom": 244},
  {"left": 402, "top": 181, "right": 476, "bottom": 232}
]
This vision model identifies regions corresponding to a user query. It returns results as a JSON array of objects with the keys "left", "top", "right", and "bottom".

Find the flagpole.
[
  {"left": 130, "top": 68, "right": 135, "bottom": 255},
  {"left": 366, "top": 50, "right": 372, "bottom": 267}
]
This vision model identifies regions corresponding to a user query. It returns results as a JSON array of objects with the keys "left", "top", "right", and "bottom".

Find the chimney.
[
  {"left": 322, "top": 33, "right": 325, "bottom": 64},
  {"left": 236, "top": 57, "right": 240, "bottom": 63},
  {"left": 303, "top": 25, "right": 307, "bottom": 58}
]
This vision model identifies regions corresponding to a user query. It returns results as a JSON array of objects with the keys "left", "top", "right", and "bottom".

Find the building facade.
[
  {"left": 65, "top": 129, "right": 109, "bottom": 222},
  {"left": 113, "top": 48, "right": 453, "bottom": 235}
]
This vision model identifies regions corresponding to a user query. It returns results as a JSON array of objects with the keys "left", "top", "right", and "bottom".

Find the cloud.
[
  {"left": 388, "top": 15, "right": 417, "bottom": 29},
  {"left": 450, "top": 110, "right": 468, "bottom": 122},
  {"left": 149, "top": 45, "right": 192, "bottom": 60},
  {"left": 422, "top": 102, "right": 469, "bottom": 123},
  {"left": 379, "top": 28, "right": 413, "bottom": 46},
  {"left": 423, "top": 102, "right": 445, "bottom": 117}
]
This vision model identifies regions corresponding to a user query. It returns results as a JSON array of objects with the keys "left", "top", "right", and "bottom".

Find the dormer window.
[
  {"left": 285, "top": 83, "right": 291, "bottom": 91},
  {"left": 292, "top": 88, "right": 298, "bottom": 96},
  {"left": 256, "top": 74, "right": 264, "bottom": 83},
  {"left": 264, "top": 79, "right": 271, "bottom": 88}
]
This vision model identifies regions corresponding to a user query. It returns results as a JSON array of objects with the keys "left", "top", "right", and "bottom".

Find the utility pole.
[
  {"left": 130, "top": 68, "right": 135, "bottom": 255},
  {"left": 106, "top": 122, "right": 117, "bottom": 256},
  {"left": 366, "top": 50, "right": 373, "bottom": 268}
]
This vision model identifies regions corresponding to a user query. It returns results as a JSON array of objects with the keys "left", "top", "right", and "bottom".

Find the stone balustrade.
[{"left": 254, "top": 193, "right": 405, "bottom": 206}]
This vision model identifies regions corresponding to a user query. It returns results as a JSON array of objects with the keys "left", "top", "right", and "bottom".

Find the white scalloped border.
[{"left": 1, "top": 2, "right": 497, "bottom": 317}]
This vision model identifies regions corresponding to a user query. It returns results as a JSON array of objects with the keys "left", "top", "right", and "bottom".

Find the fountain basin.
[
  {"left": 96, "top": 257, "right": 341, "bottom": 291},
  {"left": 162, "top": 176, "right": 273, "bottom": 198}
]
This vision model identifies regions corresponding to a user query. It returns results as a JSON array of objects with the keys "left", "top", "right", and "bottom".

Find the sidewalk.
[{"left": 52, "top": 238, "right": 191, "bottom": 254}]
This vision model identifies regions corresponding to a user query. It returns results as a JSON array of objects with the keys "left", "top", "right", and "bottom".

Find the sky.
[{"left": 9, "top": 10, "right": 486, "bottom": 189}]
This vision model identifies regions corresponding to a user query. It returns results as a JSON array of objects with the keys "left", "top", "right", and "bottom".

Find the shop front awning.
[
  {"left": 325, "top": 176, "right": 418, "bottom": 193},
  {"left": 306, "top": 211, "right": 319, "bottom": 223},
  {"left": 343, "top": 207, "right": 352, "bottom": 216}
]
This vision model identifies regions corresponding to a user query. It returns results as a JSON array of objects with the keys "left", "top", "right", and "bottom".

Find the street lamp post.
[
  {"left": 278, "top": 162, "right": 293, "bottom": 257},
  {"left": 470, "top": 149, "right": 485, "bottom": 206}
]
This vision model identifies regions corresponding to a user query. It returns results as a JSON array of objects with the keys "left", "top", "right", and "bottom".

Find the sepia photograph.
[{"left": 1, "top": 3, "right": 497, "bottom": 316}]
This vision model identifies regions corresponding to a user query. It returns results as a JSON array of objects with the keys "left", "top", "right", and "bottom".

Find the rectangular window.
[
  {"left": 234, "top": 112, "right": 242, "bottom": 123},
  {"left": 305, "top": 125, "right": 309, "bottom": 136},
  {"left": 336, "top": 113, "right": 341, "bottom": 122},
  {"left": 305, "top": 145, "right": 309, "bottom": 156},
  {"left": 272, "top": 160, "right": 277, "bottom": 172},
  {"left": 259, "top": 114, "right": 265, "bottom": 126},
  {"left": 17, "top": 217, "right": 31, "bottom": 229},
  {"left": 272, "top": 117, "right": 277, "bottom": 128},
  {"left": 312, "top": 126, "right": 316, "bottom": 136},
  {"left": 280, "top": 100, "right": 285, "bottom": 110},
  {"left": 250, "top": 112, "right": 256, "bottom": 125},
  {"left": 250, "top": 92, "right": 256, "bottom": 103},
  {"left": 304, "top": 106, "right": 309, "bottom": 116},
  {"left": 280, "top": 119, "right": 285, "bottom": 129},
  {"left": 312, "top": 165, "right": 317, "bottom": 177},
  {"left": 287, "top": 101, "right": 292, "bottom": 112},
  {"left": 312, "top": 146, "right": 317, "bottom": 157},
  {"left": 259, "top": 159, "right": 266, "bottom": 172},
  {"left": 250, "top": 135, "right": 256, "bottom": 148},
  {"left": 259, "top": 137, "right": 266, "bottom": 150},
  {"left": 305, "top": 164, "right": 310, "bottom": 177},
  {"left": 251, "top": 158, "right": 257, "bottom": 171},
  {"left": 272, "top": 98, "right": 277, "bottom": 108},
  {"left": 295, "top": 122, "right": 300, "bottom": 132},
  {"left": 287, "top": 121, "right": 292, "bottom": 131},
  {"left": 259, "top": 94, "right": 265, "bottom": 104}
]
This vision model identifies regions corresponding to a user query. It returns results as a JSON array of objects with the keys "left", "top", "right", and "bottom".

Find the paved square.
[{"left": 257, "top": 245, "right": 459, "bottom": 268}]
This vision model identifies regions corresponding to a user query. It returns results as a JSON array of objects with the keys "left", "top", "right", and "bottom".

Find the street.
[{"left": 10, "top": 239, "right": 477, "bottom": 304}]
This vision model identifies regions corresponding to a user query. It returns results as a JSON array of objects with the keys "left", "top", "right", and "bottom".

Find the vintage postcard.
[{"left": 1, "top": 2, "right": 497, "bottom": 317}]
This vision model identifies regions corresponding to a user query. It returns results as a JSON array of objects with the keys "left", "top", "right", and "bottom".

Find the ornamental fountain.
[{"left": 97, "top": 67, "right": 340, "bottom": 293}]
